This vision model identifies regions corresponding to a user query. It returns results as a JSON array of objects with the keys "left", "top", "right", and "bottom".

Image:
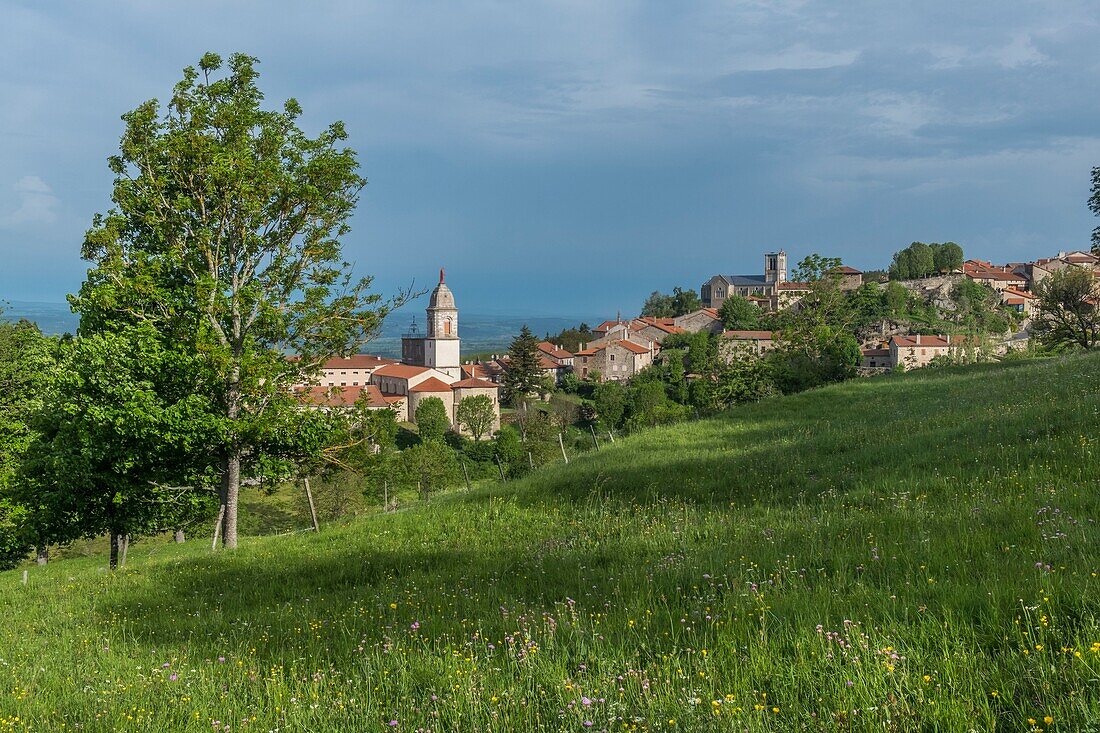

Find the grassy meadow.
[{"left": 2, "top": 353, "right": 1100, "bottom": 731}]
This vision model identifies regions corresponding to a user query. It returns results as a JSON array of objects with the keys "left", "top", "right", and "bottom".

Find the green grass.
[{"left": 3, "top": 353, "right": 1100, "bottom": 731}]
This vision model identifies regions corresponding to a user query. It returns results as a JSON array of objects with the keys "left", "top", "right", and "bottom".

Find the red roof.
[
  {"left": 373, "top": 363, "right": 432, "bottom": 379},
  {"left": 861, "top": 348, "right": 890, "bottom": 357},
  {"left": 575, "top": 346, "right": 604, "bottom": 356},
  {"left": 594, "top": 320, "right": 622, "bottom": 333},
  {"left": 538, "top": 355, "right": 565, "bottom": 370},
  {"left": 450, "top": 378, "right": 499, "bottom": 389},
  {"left": 723, "top": 330, "right": 777, "bottom": 340},
  {"left": 409, "top": 377, "right": 453, "bottom": 393},
  {"left": 836, "top": 265, "right": 862, "bottom": 274},
  {"left": 322, "top": 354, "right": 397, "bottom": 370},
  {"left": 777, "top": 281, "right": 811, "bottom": 290},
  {"left": 890, "top": 335, "right": 963, "bottom": 348},
  {"left": 537, "top": 341, "right": 573, "bottom": 359},
  {"left": 614, "top": 340, "right": 651, "bottom": 355}
]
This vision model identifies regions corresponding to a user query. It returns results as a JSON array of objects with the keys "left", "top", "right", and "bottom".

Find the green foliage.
[
  {"left": 890, "top": 241, "right": 965, "bottom": 279},
  {"left": 592, "top": 381, "right": 627, "bottom": 429},
  {"left": 950, "top": 279, "right": 1013, "bottom": 335},
  {"left": 542, "top": 324, "right": 591, "bottom": 353},
  {"left": 0, "top": 497, "right": 31, "bottom": 570},
  {"left": 74, "top": 52, "right": 398, "bottom": 549},
  {"left": 1033, "top": 267, "right": 1100, "bottom": 349},
  {"left": 398, "top": 440, "right": 460, "bottom": 501},
  {"left": 641, "top": 287, "right": 703, "bottom": 318},
  {"left": 4, "top": 355, "right": 1100, "bottom": 729},
  {"left": 15, "top": 325, "right": 222, "bottom": 567},
  {"left": 714, "top": 357, "right": 779, "bottom": 406},
  {"left": 414, "top": 397, "right": 451, "bottom": 442},
  {"left": 502, "top": 326, "right": 544, "bottom": 406},
  {"left": 492, "top": 425, "right": 526, "bottom": 478},
  {"left": 558, "top": 371, "right": 580, "bottom": 394},
  {"left": 717, "top": 295, "right": 760, "bottom": 330},
  {"left": 455, "top": 395, "right": 495, "bottom": 441}
]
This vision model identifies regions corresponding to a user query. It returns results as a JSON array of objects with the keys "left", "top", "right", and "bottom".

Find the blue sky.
[{"left": 1, "top": 1, "right": 1098, "bottom": 319}]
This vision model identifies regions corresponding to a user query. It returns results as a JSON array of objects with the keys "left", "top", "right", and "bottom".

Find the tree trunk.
[
  {"left": 174, "top": 529, "right": 186, "bottom": 543},
  {"left": 109, "top": 532, "right": 119, "bottom": 571},
  {"left": 35, "top": 546, "right": 48, "bottom": 565},
  {"left": 221, "top": 452, "right": 240, "bottom": 549}
]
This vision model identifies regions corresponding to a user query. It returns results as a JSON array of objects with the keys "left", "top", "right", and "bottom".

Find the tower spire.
[{"left": 439, "top": 267, "right": 445, "bottom": 284}]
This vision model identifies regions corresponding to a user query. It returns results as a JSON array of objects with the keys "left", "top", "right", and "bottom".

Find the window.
[{"left": 610, "top": 354, "right": 616, "bottom": 361}]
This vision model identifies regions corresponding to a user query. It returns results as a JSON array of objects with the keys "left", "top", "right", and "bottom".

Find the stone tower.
[
  {"left": 423, "top": 268, "right": 461, "bottom": 379},
  {"left": 764, "top": 251, "right": 788, "bottom": 284}
]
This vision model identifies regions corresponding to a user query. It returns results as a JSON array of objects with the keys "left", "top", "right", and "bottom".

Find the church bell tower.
[{"left": 423, "top": 268, "right": 461, "bottom": 379}]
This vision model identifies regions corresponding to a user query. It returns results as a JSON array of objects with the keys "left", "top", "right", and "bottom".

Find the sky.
[{"left": 1, "top": 1, "right": 1099, "bottom": 319}]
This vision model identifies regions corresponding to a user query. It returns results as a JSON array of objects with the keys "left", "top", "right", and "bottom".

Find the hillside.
[{"left": 2, "top": 353, "right": 1099, "bottom": 731}]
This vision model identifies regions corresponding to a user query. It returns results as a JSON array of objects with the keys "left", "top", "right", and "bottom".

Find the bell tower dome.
[{"left": 422, "top": 268, "right": 461, "bottom": 379}]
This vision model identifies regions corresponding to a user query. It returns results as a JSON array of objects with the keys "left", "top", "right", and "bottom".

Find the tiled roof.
[
  {"left": 373, "top": 363, "right": 432, "bottom": 379},
  {"left": 614, "top": 340, "right": 651, "bottom": 354},
  {"left": 836, "top": 265, "right": 862, "bottom": 274},
  {"left": 537, "top": 342, "right": 574, "bottom": 359},
  {"left": 861, "top": 348, "right": 890, "bottom": 357},
  {"left": 777, "top": 281, "right": 811, "bottom": 291},
  {"left": 409, "top": 377, "right": 454, "bottom": 393},
  {"left": 890, "top": 335, "right": 963, "bottom": 348},
  {"left": 575, "top": 345, "right": 605, "bottom": 356},
  {"left": 322, "top": 354, "right": 397, "bottom": 370}
]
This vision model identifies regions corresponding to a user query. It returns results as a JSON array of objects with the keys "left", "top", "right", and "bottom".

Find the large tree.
[
  {"left": 502, "top": 325, "right": 545, "bottom": 406},
  {"left": 414, "top": 397, "right": 451, "bottom": 442},
  {"left": 1032, "top": 267, "right": 1100, "bottom": 349},
  {"left": 75, "top": 53, "right": 402, "bottom": 549}
]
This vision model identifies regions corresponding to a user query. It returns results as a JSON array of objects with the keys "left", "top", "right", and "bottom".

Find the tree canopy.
[
  {"left": 502, "top": 326, "right": 545, "bottom": 406},
  {"left": 74, "top": 52, "right": 403, "bottom": 549},
  {"left": 889, "top": 242, "right": 964, "bottom": 279},
  {"left": 1033, "top": 267, "right": 1100, "bottom": 349}
]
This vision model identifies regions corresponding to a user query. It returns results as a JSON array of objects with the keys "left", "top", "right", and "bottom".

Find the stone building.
[
  {"left": 700, "top": 251, "right": 789, "bottom": 310},
  {"left": 574, "top": 339, "right": 654, "bottom": 381}
]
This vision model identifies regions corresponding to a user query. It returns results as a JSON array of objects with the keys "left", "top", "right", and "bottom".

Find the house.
[
  {"left": 835, "top": 265, "right": 863, "bottom": 291},
  {"left": 673, "top": 307, "right": 723, "bottom": 334},
  {"left": 630, "top": 317, "right": 685, "bottom": 344},
  {"left": 888, "top": 334, "right": 968, "bottom": 369},
  {"left": 860, "top": 348, "right": 892, "bottom": 370},
  {"left": 963, "top": 260, "right": 1027, "bottom": 291},
  {"left": 295, "top": 383, "right": 407, "bottom": 420},
  {"left": 537, "top": 341, "right": 574, "bottom": 367},
  {"left": 315, "top": 354, "right": 398, "bottom": 387},
  {"left": 574, "top": 339, "right": 654, "bottom": 381},
  {"left": 1001, "top": 287, "right": 1038, "bottom": 316},
  {"left": 720, "top": 330, "right": 778, "bottom": 360}
]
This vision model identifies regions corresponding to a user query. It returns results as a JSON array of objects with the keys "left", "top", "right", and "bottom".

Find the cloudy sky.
[{"left": 1, "top": 1, "right": 1098, "bottom": 318}]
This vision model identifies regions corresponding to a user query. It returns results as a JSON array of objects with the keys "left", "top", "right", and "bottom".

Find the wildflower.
[
  {"left": 1044, "top": 716, "right": 1053, "bottom": 725},
  {"left": 389, "top": 603, "right": 397, "bottom": 609},
  {"left": 388, "top": 721, "right": 398, "bottom": 728},
  {"left": 169, "top": 674, "right": 178, "bottom": 681},
  {"left": 583, "top": 722, "right": 593, "bottom": 728}
]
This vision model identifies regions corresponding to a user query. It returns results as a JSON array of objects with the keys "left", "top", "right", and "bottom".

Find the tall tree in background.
[
  {"left": 502, "top": 326, "right": 544, "bottom": 406},
  {"left": 640, "top": 291, "right": 674, "bottom": 318},
  {"left": 932, "top": 242, "right": 964, "bottom": 273},
  {"left": 75, "top": 53, "right": 402, "bottom": 549},
  {"left": 1090, "top": 166, "right": 1100, "bottom": 256},
  {"left": 1033, "top": 267, "right": 1100, "bottom": 349}
]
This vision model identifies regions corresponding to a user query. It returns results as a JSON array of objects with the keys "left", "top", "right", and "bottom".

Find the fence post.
[
  {"left": 589, "top": 424, "right": 600, "bottom": 451},
  {"left": 461, "top": 460, "right": 471, "bottom": 491},
  {"left": 558, "top": 432, "right": 569, "bottom": 464},
  {"left": 211, "top": 504, "right": 225, "bottom": 551},
  {"left": 304, "top": 478, "right": 320, "bottom": 532}
]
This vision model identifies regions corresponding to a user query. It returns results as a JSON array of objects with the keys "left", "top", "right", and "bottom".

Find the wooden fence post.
[
  {"left": 589, "top": 425, "right": 600, "bottom": 451},
  {"left": 304, "top": 478, "right": 320, "bottom": 532},
  {"left": 461, "top": 460, "right": 471, "bottom": 491},
  {"left": 211, "top": 504, "right": 225, "bottom": 551},
  {"left": 558, "top": 433, "right": 569, "bottom": 464}
]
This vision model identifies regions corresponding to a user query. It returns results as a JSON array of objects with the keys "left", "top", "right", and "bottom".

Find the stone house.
[
  {"left": 575, "top": 339, "right": 654, "bottom": 381},
  {"left": 860, "top": 347, "right": 892, "bottom": 370},
  {"left": 1001, "top": 287, "right": 1037, "bottom": 316},
  {"left": 720, "top": 330, "right": 778, "bottom": 361},
  {"left": 315, "top": 354, "right": 398, "bottom": 387},
  {"left": 889, "top": 334, "right": 968, "bottom": 369},
  {"left": 673, "top": 307, "right": 723, "bottom": 334}
]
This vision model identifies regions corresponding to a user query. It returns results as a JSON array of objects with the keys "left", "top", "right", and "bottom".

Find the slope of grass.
[{"left": 2, "top": 353, "right": 1100, "bottom": 731}]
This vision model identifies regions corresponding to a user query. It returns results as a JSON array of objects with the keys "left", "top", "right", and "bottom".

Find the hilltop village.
[{"left": 295, "top": 247, "right": 1100, "bottom": 431}]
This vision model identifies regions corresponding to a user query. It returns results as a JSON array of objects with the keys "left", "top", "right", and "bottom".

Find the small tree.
[
  {"left": 455, "top": 395, "right": 495, "bottom": 441},
  {"left": 399, "top": 440, "right": 460, "bottom": 502},
  {"left": 414, "top": 397, "right": 451, "bottom": 442},
  {"left": 502, "top": 326, "right": 545, "bottom": 406},
  {"left": 718, "top": 295, "right": 760, "bottom": 330},
  {"left": 671, "top": 287, "right": 702, "bottom": 316},
  {"left": 1033, "top": 267, "right": 1100, "bottom": 349},
  {"left": 593, "top": 381, "right": 626, "bottom": 429},
  {"left": 641, "top": 291, "right": 675, "bottom": 318}
]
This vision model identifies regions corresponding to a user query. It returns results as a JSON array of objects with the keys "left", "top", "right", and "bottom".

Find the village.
[{"left": 293, "top": 247, "right": 1100, "bottom": 433}]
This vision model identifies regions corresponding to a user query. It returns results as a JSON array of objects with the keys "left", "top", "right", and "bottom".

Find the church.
[
  {"left": 369, "top": 269, "right": 501, "bottom": 434},
  {"left": 297, "top": 269, "right": 500, "bottom": 437}
]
